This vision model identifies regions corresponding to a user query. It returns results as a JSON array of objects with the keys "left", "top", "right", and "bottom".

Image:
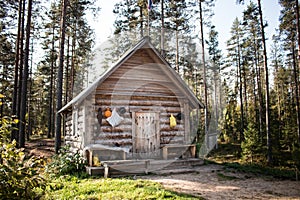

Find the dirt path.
[
  {"left": 25, "top": 138, "right": 55, "bottom": 158},
  {"left": 139, "top": 164, "right": 300, "bottom": 200}
]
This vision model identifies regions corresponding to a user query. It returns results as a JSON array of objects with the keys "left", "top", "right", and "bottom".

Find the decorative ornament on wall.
[
  {"left": 176, "top": 112, "right": 184, "bottom": 121},
  {"left": 97, "top": 108, "right": 102, "bottom": 126},
  {"left": 107, "top": 108, "right": 124, "bottom": 127},
  {"left": 170, "top": 114, "right": 177, "bottom": 128},
  {"left": 104, "top": 108, "right": 112, "bottom": 118},
  {"left": 118, "top": 107, "right": 126, "bottom": 115}
]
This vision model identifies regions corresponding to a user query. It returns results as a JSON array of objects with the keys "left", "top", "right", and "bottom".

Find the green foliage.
[
  {"left": 46, "top": 145, "right": 87, "bottom": 177},
  {"left": 0, "top": 116, "right": 46, "bottom": 199},
  {"left": 223, "top": 162, "right": 296, "bottom": 180},
  {"left": 241, "top": 122, "right": 263, "bottom": 163},
  {"left": 43, "top": 176, "right": 199, "bottom": 200},
  {"left": 292, "top": 143, "right": 300, "bottom": 170},
  {"left": 0, "top": 116, "right": 18, "bottom": 143},
  {"left": 0, "top": 141, "right": 46, "bottom": 199}
]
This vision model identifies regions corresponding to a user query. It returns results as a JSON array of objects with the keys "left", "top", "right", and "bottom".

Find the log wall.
[
  {"left": 93, "top": 48, "right": 188, "bottom": 152},
  {"left": 64, "top": 46, "right": 199, "bottom": 158}
]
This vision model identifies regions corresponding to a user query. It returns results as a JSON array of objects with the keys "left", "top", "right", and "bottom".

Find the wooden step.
[{"left": 86, "top": 158, "right": 204, "bottom": 177}]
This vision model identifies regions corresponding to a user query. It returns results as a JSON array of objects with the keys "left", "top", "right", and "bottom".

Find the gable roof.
[{"left": 58, "top": 37, "right": 203, "bottom": 113}]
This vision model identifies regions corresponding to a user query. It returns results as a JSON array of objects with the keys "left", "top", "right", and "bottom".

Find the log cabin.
[{"left": 58, "top": 37, "right": 203, "bottom": 166}]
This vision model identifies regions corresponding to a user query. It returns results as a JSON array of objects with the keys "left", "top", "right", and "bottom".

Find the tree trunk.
[
  {"left": 140, "top": 5, "right": 143, "bottom": 38},
  {"left": 27, "top": 39, "right": 34, "bottom": 141},
  {"left": 175, "top": 29, "right": 179, "bottom": 73},
  {"left": 295, "top": 0, "right": 300, "bottom": 143},
  {"left": 237, "top": 41, "right": 244, "bottom": 141},
  {"left": 11, "top": 0, "right": 23, "bottom": 143},
  {"left": 254, "top": 43, "right": 264, "bottom": 142},
  {"left": 199, "top": 0, "right": 209, "bottom": 150},
  {"left": 292, "top": 44, "right": 300, "bottom": 144},
  {"left": 47, "top": 25, "right": 55, "bottom": 138},
  {"left": 160, "top": 0, "right": 165, "bottom": 57},
  {"left": 258, "top": 0, "right": 272, "bottom": 164},
  {"left": 19, "top": 0, "right": 33, "bottom": 148},
  {"left": 55, "top": 0, "right": 68, "bottom": 153}
]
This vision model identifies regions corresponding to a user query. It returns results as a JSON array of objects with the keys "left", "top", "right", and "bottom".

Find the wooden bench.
[
  {"left": 84, "top": 145, "right": 127, "bottom": 167},
  {"left": 162, "top": 144, "right": 196, "bottom": 160}
]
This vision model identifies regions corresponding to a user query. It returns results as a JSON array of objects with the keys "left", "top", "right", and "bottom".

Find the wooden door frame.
[{"left": 131, "top": 111, "right": 160, "bottom": 158}]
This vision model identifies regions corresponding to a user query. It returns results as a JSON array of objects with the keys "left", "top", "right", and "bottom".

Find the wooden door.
[{"left": 132, "top": 112, "right": 160, "bottom": 158}]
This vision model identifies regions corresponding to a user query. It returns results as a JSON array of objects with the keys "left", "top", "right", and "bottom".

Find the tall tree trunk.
[
  {"left": 160, "top": 0, "right": 165, "bottom": 57},
  {"left": 65, "top": 35, "right": 70, "bottom": 104},
  {"left": 292, "top": 44, "right": 300, "bottom": 144},
  {"left": 19, "top": 0, "right": 33, "bottom": 148},
  {"left": 232, "top": 19, "right": 244, "bottom": 141},
  {"left": 199, "top": 0, "right": 209, "bottom": 149},
  {"left": 175, "top": 29, "right": 179, "bottom": 73},
  {"left": 139, "top": 5, "right": 143, "bottom": 38},
  {"left": 258, "top": 0, "right": 272, "bottom": 164},
  {"left": 70, "top": 33, "right": 76, "bottom": 99},
  {"left": 237, "top": 41, "right": 244, "bottom": 141},
  {"left": 27, "top": 38, "right": 34, "bottom": 141},
  {"left": 12, "top": 0, "right": 23, "bottom": 142},
  {"left": 55, "top": 0, "right": 68, "bottom": 153},
  {"left": 254, "top": 40, "right": 263, "bottom": 142},
  {"left": 63, "top": 34, "right": 70, "bottom": 137},
  {"left": 295, "top": 0, "right": 300, "bottom": 143},
  {"left": 47, "top": 25, "right": 55, "bottom": 138},
  {"left": 16, "top": 0, "right": 26, "bottom": 146}
]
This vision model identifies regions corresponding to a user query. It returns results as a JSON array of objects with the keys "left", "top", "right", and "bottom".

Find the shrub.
[
  {"left": 0, "top": 117, "right": 46, "bottom": 199},
  {"left": 46, "top": 145, "right": 87, "bottom": 177},
  {"left": 241, "top": 122, "right": 264, "bottom": 163},
  {"left": 0, "top": 116, "right": 18, "bottom": 143}
]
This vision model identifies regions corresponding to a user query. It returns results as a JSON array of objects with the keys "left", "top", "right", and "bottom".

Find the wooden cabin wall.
[
  {"left": 64, "top": 112, "right": 72, "bottom": 145},
  {"left": 64, "top": 106, "right": 84, "bottom": 150},
  {"left": 92, "top": 48, "right": 188, "bottom": 151}
]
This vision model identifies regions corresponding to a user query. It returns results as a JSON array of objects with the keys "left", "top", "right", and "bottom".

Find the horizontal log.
[
  {"left": 96, "top": 133, "right": 132, "bottom": 140},
  {"left": 94, "top": 139, "right": 132, "bottom": 146}
]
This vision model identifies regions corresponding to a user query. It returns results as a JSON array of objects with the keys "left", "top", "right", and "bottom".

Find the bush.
[
  {"left": 0, "top": 117, "right": 46, "bottom": 199},
  {"left": 0, "top": 141, "right": 46, "bottom": 199},
  {"left": 46, "top": 145, "right": 87, "bottom": 177},
  {"left": 241, "top": 122, "right": 264, "bottom": 163}
]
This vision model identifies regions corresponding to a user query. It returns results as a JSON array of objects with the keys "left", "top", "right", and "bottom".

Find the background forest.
[{"left": 0, "top": 0, "right": 300, "bottom": 170}]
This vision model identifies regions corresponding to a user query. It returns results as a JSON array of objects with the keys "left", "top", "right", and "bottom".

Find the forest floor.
[
  {"left": 26, "top": 138, "right": 300, "bottom": 200},
  {"left": 139, "top": 164, "right": 300, "bottom": 200},
  {"left": 25, "top": 137, "right": 55, "bottom": 159}
]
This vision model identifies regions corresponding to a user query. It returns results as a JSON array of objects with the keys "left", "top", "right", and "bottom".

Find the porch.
[{"left": 86, "top": 158, "right": 204, "bottom": 177}]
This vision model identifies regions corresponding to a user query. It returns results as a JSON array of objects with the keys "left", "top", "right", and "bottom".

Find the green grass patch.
[
  {"left": 40, "top": 175, "right": 200, "bottom": 200},
  {"left": 207, "top": 142, "right": 298, "bottom": 181},
  {"left": 223, "top": 162, "right": 296, "bottom": 180}
]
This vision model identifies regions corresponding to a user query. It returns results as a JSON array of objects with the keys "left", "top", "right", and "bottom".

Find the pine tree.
[
  {"left": 279, "top": 0, "right": 300, "bottom": 145},
  {"left": 241, "top": 2, "right": 266, "bottom": 145},
  {"left": 237, "top": 0, "right": 272, "bottom": 164},
  {"left": 226, "top": 17, "right": 244, "bottom": 142},
  {"left": 0, "top": 0, "right": 17, "bottom": 116},
  {"left": 55, "top": 0, "right": 68, "bottom": 153},
  {"left": 18, "top": 0, "right": 33, "bottom": 148},
  {"left": 206, "top": 25, "right": 223, "bottom": 130}
]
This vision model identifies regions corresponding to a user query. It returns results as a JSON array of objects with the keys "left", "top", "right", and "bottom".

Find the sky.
[{"left": 89, "top": 1, "right": 281, "bottom": 53}]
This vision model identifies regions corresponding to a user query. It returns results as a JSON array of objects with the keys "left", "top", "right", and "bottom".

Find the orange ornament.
[{"left": 104, "top": 108, "right": 112, "bottom": 118}]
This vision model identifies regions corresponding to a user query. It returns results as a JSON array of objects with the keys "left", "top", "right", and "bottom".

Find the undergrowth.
[{"left": 207, "top": 143, "right": 298, "bottom": 181}]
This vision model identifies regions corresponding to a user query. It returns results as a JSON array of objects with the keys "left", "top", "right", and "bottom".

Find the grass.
[
  {"left": 206, "top": 143, "right": 298, "bottom": 181},
  {"left": 39, "top": 175, "right": 200, "bottom": 200},
  {"left": 222, "top": 162, "right": 296, "bottom": 180}
]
